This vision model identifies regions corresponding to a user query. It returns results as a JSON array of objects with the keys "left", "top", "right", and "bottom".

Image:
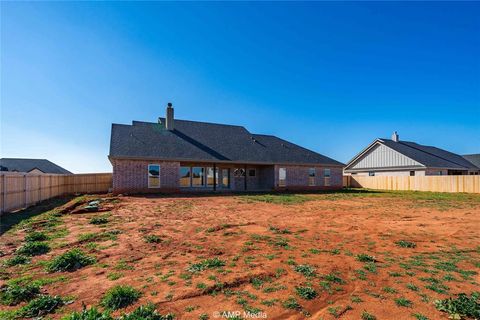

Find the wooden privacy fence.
[
  {"left": 344, "top": 175, "right": 480, "bottom": 194},
  {"left": 0, "top": 173, "right": 112, "bottom": 214}
]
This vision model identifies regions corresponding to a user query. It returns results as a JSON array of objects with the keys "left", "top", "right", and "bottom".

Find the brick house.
[
  {"left": 108, "top": 104, "right": 344, "bottom": 194},
  {"left": 344, "top": 132, "right": 480, "bottom": 176}
]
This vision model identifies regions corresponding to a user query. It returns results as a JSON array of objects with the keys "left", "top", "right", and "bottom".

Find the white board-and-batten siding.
[{"left": 349, "top": 143, "right": 423, "bottom": 170}]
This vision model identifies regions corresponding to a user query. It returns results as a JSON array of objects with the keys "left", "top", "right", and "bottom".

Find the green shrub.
[
  {"left": 16, "top": 241, "right": 50, "bottom": 256},
  {"left": 18, "top": 295, "right": 64, "bottom": 318},
  {"left": 187, "top": 258, "right": 225, "bottom": 273},
  {"left": 0, "top": 283, "right": 40, "bottom": 305},
  {"left": 144, "top": 235, "right": 162, "bottom": 243},
  {"left": 396, "top": 240, "right": 416, "bottom": 248},
  {"left": 101, "top": 285, "right": 141, "bottom": 310},
  {"left": 295, "top": 286, "right": 317, "bottom": 300},
  {"left": 434, "top": 292, "right": 480, "bottom": 319},
  {"left": 62, "top": 306, "right": 112, "bottom": 320},
  {"left": 3, "top": 255, "right": 30, "bottom": 267},
  {"left": 25, "top": 231, "right": 49, "bottom": 242},
  {"left": 119, "top": 303, "right": 175, "bottom": 319},
  {"left": 356, "top": 254, "right": 376, "bottom": 263},
  {"left": 46, "top": 249, "right": 96, "bottom": 272},
  {"left": 89, "top": 216, "right": 109, "bottom": 225}
]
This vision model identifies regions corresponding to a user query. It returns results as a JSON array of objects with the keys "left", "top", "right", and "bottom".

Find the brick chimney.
[
  {"left": 392, "top": 131, "right": 399, "bottom": 142},
  {"left": 166, "top": 102, "right": 174, "bottom": 130}
]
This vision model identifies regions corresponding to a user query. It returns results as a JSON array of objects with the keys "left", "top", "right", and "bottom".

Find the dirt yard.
[{"left": 1, "top": 190, "right": 479, "bottom": 319}]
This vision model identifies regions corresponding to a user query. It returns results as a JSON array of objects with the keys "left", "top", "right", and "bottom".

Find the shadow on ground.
[{"left": 0, "top": 196, "right": 75, "bottom": 235}]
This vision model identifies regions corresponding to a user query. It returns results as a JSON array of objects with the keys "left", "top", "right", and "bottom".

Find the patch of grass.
[
  {"left": 322, "top": 272, "right": 346, "bottom": 284},
  {"left": 46, "top": 248, "right": 96, "bottom": 272},
  {"left": 382, "top": 286, "right": 397, "bottom": 294},
  {"left": 78, "top": 231, "right": 119, "bottom": 243},
  {"left": 396, "top": 240, "right": 416, "bottom": 248},
  {"left": 406, "top": 283, "right": 419, "bottom": 291},
  {"left": 107, "top": 272, "right": 124, "bottom": 281},
  {"left": 89, "top": 215, "right": 109, "bottom": 225},
  {"left": 434, "top": 292, "right": 480, "bottom": 319},
  {"left": 356, "top": 254, "right": 376, "bottom": 262},
  {"left": 294, "top": 264, "right": 316, "bottom": 278},
  {"left": 0, "top": 283, "right": 40, "bottom": 306},
  {"left": 25, "top": 231, "right": 49, "bottom": 242},
  {"left": 269, "top": 225, "right": 292, "bottom": 234},
  {"left": 361, "top": 311, "right": 377, "bottom": 320},
  {"left": 187, "top": 258, "right": 226, "bottom": 273},
  {"left": 395, "top": 297, "right": 413, "bottom": 307},
  {"left": 3, "top": 255, "right": 30, "bottom": 267},
  {"left": 18, "top": 295, "right": 64, "bottom": 318},
  {"left": 351, "top": 295, "right": 363, "bottom": 303},
  {"left": 115, "top": 259, "right": 135, "bottom": 271},
  {"left": 16, "top": 241, "right": 50, "bottom": 256},
  {"left": 101, "top": 285, "right": 141, "bottom": 310},
  {"left": 295, "top": 286, "right": 317, "bottom": 300},
  {"left": 144, "top": 235, "right": 162, "bottom": 243},
  {"left": 120, "top": 303, "right": 174, "bottom": 320}
]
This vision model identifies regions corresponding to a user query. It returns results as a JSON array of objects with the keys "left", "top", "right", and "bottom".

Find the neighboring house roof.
[
  {"left": 109, "top": 119, "right": 343, "bottom": 166},
  {"left": 0, "top": 158, "right": 72, "bottom": 174},
  {"left": 463, "top": 154, "right": 480, "bottom": 169},
  {"left": 345, "top": 138, "right": 478, "bottom": 171}
]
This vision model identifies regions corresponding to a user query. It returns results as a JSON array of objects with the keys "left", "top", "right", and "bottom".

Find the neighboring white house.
[{"left": 344, "top": 132, "right": 480, "bottom": 176}]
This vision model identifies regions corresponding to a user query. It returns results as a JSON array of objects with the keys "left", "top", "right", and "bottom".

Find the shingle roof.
[
  {"left": 109, "top": 119, "right": 343, "bottom": 166},
  {"left": 463, "top": 154, "right": 480, "bottom": 169},
  {"left": 379, "top": 139, "right": 478, "bottom": 170},
  {"left": 0, "top": 158, "right": 72, "bottom": 174}
]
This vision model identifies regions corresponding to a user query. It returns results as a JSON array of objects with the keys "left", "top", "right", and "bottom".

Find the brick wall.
[
  {"left": 273, "top": 165, "right": 343, "bottom": 190},
  {"left": 112, "top": 159, "right": 179, "bottom": 193}
]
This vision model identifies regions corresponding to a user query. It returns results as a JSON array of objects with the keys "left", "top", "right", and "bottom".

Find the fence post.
[{"left": 24, "top": 174, "right": 27, "bottom": 208}]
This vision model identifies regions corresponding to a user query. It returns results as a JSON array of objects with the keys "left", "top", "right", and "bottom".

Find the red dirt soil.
[{"left": 1, "top": 192, "right": 479, "bottom": 319}]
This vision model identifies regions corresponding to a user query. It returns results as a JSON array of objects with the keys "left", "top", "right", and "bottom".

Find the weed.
[
  {"left": 396, "top": 240, "right": 416, "bottom": 248},
  {"left": 269, "top": 226, "right": 292, "bottom": 234},
  {"left": 361, "top": 311, "right": 377, "bottom": 320},
  {"left": 18, "top": 295, "right": 64, "bottom": 318},
  {"left": 16, "top": 241, "right": 50, "bottom": 256},
  {"left": 282, "top": 296, "right": 301, "bottom": 310},
  {"left": 89, "top": 216, "right": 109, "bottom": 225},
  {"left": 46, "top": 248, "right": 96, "bottom": 272},
  {"left": 294, "top": 264, "right": 316, "bottom": 278},
  {"left": 120, "top": 303, "right": 174, "bottom": 320},
  {"left": 144, "top": 235, "right": 162, "bottom": 243},
  {"left": 107, "top": 272, "right": 124, "bottom": 281},
  {"left": 434, "top": 292, "right": 480, "bottom": 319},
  {"left": 3, "top": 255, "right": 30, "bottom": 267},
  {"left": 351, "top": 296, "right": 363, "bottom": 303},
  {"left": 406, "top": 283, "right": 419, "bottom": 291},
  {"left": 356, "top": 254, "right": 376, "bottom": 262},
  {"left": 412, "top": 313, "right": 428, "bottom": 320},
  {"left": 0, "top": 283, "right": 40, "bottom": 306},
  {"left": 295, "top": 286, "right": 317, "bottom": 300},
  {"left": 322, "top": 272, "right": 345, "bottom": 284},
  {"left": 363, "top": 262, "right": 377, "bottom": 273},
  {"left": 199, "top": 314, "right": 209, "bottom": 320},
  {"left": 25, "top": 231, "right": 49, "bottom": 242},
  {"left": 101, "top": 285, "right": 141, "bottom": 310},
  {"left": 187, "top": 258, "right": 226, "bottom": 273},
  {"left": 395, "top": 297, "right": 413, "bottom": 307},
  {"left": 61, "top": 306, "right": 112, "bottom": 320},
  {"left": 261, "top": 299, "right": 279, "bottom": 306},
  {"left": 382, "top": 286, "right": 397, "bottom": 294}
]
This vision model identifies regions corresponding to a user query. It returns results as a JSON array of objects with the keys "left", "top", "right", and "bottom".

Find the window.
[
  {"left": 279, "top": 168, "right": 286, "bottom": 187},
  {"left": 410, "top": 171, "right": 415, "bottom": 176},
  {"left": 148, "top": 164, "right": 160, "bottom": 188},
  {"left": 192, "top": 167, "right": 205, "bottom": 186},
  {"left": 206, "top": 167, "right": 218, "bottom": 186},
  {"left": 234, "top": 168, "right": 245, "bottom": 177},
  {"left": 368, "top": 171, "right": 375, "bottom": 176},
  {"left": 324, "top": 168, "right": 331, "bottom": 177},
  {"left": 308, "top": 168, "right": 316, "bottom": 186},
  {"left": 179, "top": 167, "right": 191, "bottom": 187},
  {"left": 222, "top": 169, "right": 230, "bottom": 188},
  {"left": 248, "top": 169, "right": 256, "bottom": 177},
  {"left": 438, "top": 171, "right": 443, "bottom": 176}
]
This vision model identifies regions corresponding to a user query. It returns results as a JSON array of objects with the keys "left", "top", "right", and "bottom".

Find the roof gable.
[{"left": 0, "top": 158, "right": 72, "bottom": 174}]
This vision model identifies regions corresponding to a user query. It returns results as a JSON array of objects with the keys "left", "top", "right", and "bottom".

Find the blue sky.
[{"left": 1, "top": 2, "right": 479, "bottom": 173}]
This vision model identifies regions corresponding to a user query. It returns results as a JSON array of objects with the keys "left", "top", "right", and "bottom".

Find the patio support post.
[
  {"left": 213, "top": 164, "right": 216, "bottom": 191},
  {"left": 244, "top": 164, "right": 247, "bottom": 191}
]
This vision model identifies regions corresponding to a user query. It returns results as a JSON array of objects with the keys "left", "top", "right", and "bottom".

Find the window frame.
[
  {"left": 279, "top": 168, "right": 286, "bottom": 187},
  {"left": 308, "top": 168, "right": 316, "bottom": 186},
  {"left": 221, "top": 168, "right": 230, "bottom": 188},
  {"left": 410, "top": 171, "right": 415, "bottom": 176},
  {"left": 191, "top": 167, "right": 205, "bottom": 187},
  {"left": 324, "top": 168, "right": 331, "bottom": 178},
  {"left": 147, "top": 164, "right": 161, "bottom": 188},
  {"left": 368, "top": 171, "right": 375, "bottom": 177},
  {"left": 248, "top": 169, "right": 256, "bottom": 177}
]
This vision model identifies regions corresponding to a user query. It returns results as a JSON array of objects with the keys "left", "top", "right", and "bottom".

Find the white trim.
[{"left": 148, "top": 164, "right": 161, "bottom": 188}]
